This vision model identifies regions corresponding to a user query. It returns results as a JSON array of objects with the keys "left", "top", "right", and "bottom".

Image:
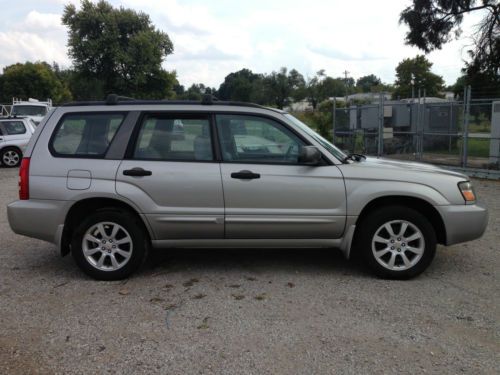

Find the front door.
[
  {"left": 116, "top": 113, "right": 224, "bottom": 239},
  {"left": 216, "top": 114, "right": 346, "bottom": 239}
]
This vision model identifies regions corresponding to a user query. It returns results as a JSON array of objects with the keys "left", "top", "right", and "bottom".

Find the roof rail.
[
  {"left": 61, "top": 94, "right": 267, "bottom": 109},
  {"left": 106, "top": 94, "right": 136, "bottom": 105},
  {"left": 12, "top": 97, "right": 53, "bottom": 107}
]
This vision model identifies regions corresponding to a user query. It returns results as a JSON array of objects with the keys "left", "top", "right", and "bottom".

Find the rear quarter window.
[
  {"left": 50, "top": 113, "right": 125, "bottom": 157},
  {"left": 1, "top": 121, "right": 27, "bottom": 135}
]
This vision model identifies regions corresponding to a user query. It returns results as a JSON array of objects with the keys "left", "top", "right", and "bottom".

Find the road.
[{"left": 0, "top": 167, "right": 498, "bottom": 374}]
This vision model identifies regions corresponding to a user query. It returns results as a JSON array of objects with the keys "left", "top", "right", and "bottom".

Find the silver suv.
[
  {"left": 7, "top": 96, "right": 488, "bottom": 280},
  {"left": 0, "top": 116, "right": 36, "bottom": 167}
]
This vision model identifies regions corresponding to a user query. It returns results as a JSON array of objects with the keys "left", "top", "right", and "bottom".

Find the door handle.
[
  {"left": 231, "top": 170, "right": 260, "bottom": 180},
  {"left": 123, "top": 167, "right": 152, "bottom": 177}
]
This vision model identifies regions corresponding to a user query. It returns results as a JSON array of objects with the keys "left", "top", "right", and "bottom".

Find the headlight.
[{"left": 458, "top": 181, "right": 476, "bottom": 202}]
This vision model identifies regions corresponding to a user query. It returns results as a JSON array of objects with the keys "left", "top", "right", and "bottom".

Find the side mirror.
[{"left": 298, "top": 146, "right": 322, "bottom": 165}]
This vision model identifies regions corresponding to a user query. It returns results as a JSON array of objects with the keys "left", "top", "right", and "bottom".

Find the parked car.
[
  {"left": 0, "top": 116, "right": 36, "bottom": 167},
  {"left": 7, "top": 96, "right": 488, "bottom": 280}
]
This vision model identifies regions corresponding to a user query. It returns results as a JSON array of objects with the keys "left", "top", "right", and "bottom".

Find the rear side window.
[
  {"left": 2, "top": 121, "right": 26, "bottom": 135},
  {"left": 133, "top": 114, "right": 213, "bottom": 161},
  {"left": 50, "top": 113, "right": 125, "bottom": 157}
]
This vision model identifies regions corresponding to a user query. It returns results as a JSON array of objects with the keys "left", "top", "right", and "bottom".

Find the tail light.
[{"left": 19, "top": 157, "right": 30, "bottom": 200}]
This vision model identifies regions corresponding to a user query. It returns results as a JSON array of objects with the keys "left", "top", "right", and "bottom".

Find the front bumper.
[
  {"left": 437, "top": 202, "right": 488, "bottom": 246},
  {"left": 7, "top": 199, "right": 67, "bottom": 246}
]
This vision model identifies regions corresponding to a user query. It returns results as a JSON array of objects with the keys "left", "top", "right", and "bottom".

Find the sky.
[{"left": 0, "top": 0, "right": 487, "bottom": 88}]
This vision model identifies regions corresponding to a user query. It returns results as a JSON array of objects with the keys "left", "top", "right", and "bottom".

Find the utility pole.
[
  {"left": 343, "top": 70, "right": 350, "bottom": 103},
  {"left": 462, "top": 85, "right": 471, "bottom": 168},
  {"left": 411, "top": 73, "right": 415, "bottom": 101},
  {"left": 332, "top": 97, "right": 336, "bottom": 144}
]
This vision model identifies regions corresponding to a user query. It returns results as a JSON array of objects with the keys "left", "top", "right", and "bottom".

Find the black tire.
[
  {"left": 354, "top": 205, "right": 436, "bottom": 279},
  {"left": 71, "top": 209, "right": 147, "bottom": 280},
  {"left": 1, "top": 147, "right": 22, "bottom": 168}
]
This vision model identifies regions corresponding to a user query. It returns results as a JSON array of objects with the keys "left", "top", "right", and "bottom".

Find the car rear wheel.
[
  {"left": 355, "top": 206, "right": 437, "bottom": 279},
  {"left": 71, "top": 209, "right": 147, "bottom": 280},
  {"left": 1, "top": 148, "right": 22, "bottom": 167}
]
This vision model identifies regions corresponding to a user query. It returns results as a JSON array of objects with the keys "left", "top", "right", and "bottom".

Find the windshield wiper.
[{"left": 342, "top": 153, "right": 367, "bottom": 163}]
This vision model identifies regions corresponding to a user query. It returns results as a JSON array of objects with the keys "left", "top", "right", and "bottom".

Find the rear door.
[
  {"left": 216, "top": 114, "right": 346, "bottom": 239},
  {"left": 116, "top": 112, "right": 224, "bottom": 240},
  {"left": 29, "top": 111, "right": 128, "bottom": 202}
]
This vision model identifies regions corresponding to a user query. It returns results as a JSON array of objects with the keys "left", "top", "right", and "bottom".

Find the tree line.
[{"left": 0, "top": 0, "right": 498, "bottom": 107}]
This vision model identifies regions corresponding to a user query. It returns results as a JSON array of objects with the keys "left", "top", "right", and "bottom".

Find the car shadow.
[
  {"left": 9, "top": 244, "right": 367, "bottom": 281},
  {"left": 141, "top": 247, "right": 366, "bottom": 278}
]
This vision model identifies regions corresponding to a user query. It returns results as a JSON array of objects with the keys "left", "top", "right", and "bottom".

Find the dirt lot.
[{"left": 0, "top": 167, "right": 498, "bottom": 374}]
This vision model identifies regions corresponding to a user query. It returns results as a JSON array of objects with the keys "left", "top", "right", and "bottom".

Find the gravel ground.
[{"left": 0, "top": 167, "right": 498, "bottom": 374}]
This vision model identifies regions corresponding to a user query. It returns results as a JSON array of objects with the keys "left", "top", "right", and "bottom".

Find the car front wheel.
[{"left": 355, "top": 206, "right": 437, "bottom": 279}]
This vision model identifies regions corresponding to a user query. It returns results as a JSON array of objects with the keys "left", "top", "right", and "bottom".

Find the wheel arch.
[
  {"left": 1, "top": 145, "right": 23, "bottom": 152},
  {"left": 61, "top": 197, "right": 153, "bottom": 256},
  {"left": 354, "top": 195, "right": 447, "bottom": 246}
]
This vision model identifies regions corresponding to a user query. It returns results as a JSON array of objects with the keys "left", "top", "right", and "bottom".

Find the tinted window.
[
  {"left": 133, "top": 115, "right": 213, "bottom": 161},
  {"left": 216, "top": 114, "right": 304, "bottom": 164},
  {"left": 1, "top": 121, "right": 26, "bottom": 135},
  {"left": 12, "top": 105, "right": 47, "bottom": 116},
  {"left": 51, "top": 113, "right": 124, "bottom": 157}
]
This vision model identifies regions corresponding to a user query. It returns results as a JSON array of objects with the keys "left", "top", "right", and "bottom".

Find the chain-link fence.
[{"left": 330, "top": 88, "right": 500, "bottom": 174}]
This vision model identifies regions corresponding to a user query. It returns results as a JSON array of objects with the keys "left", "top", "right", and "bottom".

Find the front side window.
[
  {"left": 51, "top": 113, "right": 124, "bottom": 157},
  {"left": 285, "top": 114, "right": 347, "bottom": 161},
  {"left": 216, "top": 114, "right": 304, "bottom": 164},
  {"left": 1, "top": 121, "right": 26, "bottom": 135},
  {"left": 133, "top": 115, "right": 213, "bottom": 161}
]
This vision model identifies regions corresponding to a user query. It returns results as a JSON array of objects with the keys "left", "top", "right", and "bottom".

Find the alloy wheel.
[
  {"left": 82, "top": 222, "right": 133, "bottom": 272},
  {"left": 371, "top": 220, "right": 425, "bottom": 271},
  {"left": 2, "top": 150, "right": 20, "bottom": 166}
]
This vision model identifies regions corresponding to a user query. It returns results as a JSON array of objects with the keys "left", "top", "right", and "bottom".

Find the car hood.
[{"left": 361, "top": 157, "right": 468, "bottom": 179}]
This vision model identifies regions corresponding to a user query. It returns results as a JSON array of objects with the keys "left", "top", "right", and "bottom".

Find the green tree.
[
  {"left": 451, "top": 70, "right": 500, "bottom": 99},
  {"left": 321, "top": 77, "right": 348, "bottom": 98},
  {"left": 306, "top": 71, "right": 347, "bottom": 109},
  {"left": 0, "top": 61, "right": 72, "bottom": 103},
  {"left": 264, "top": 67, "right": 305, "bottom": 109},
  {"left": 400, "top": 1, "right": 499, "bottom": 89},
  {"left": 183, "top": 84, "right": 206, "bottom": 100},
  {"left": 356, "top": 74, "right": 382, "bottom": 92},
  {"left": 62, "top": 0, "right": 175, "bottom": 99},
  {"left": 287, "top": 68, "right": 306, "bottom": 101},
  {"left": 393, "top": 55, "right": 445, "bottom": 99},
  {"left": 306, "top": 70, "right": 326, "bottom": 109},
  {"left": 218, "top": 69, "right": 262, "bottom": 102}
]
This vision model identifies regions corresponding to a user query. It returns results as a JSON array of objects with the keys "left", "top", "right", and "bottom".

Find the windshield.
[
  {"left": 12, "top": 105, "right": 47, "bottom": 117},
  {"left": 285, "top": 114, "right": 347, "bottom": 161}
]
